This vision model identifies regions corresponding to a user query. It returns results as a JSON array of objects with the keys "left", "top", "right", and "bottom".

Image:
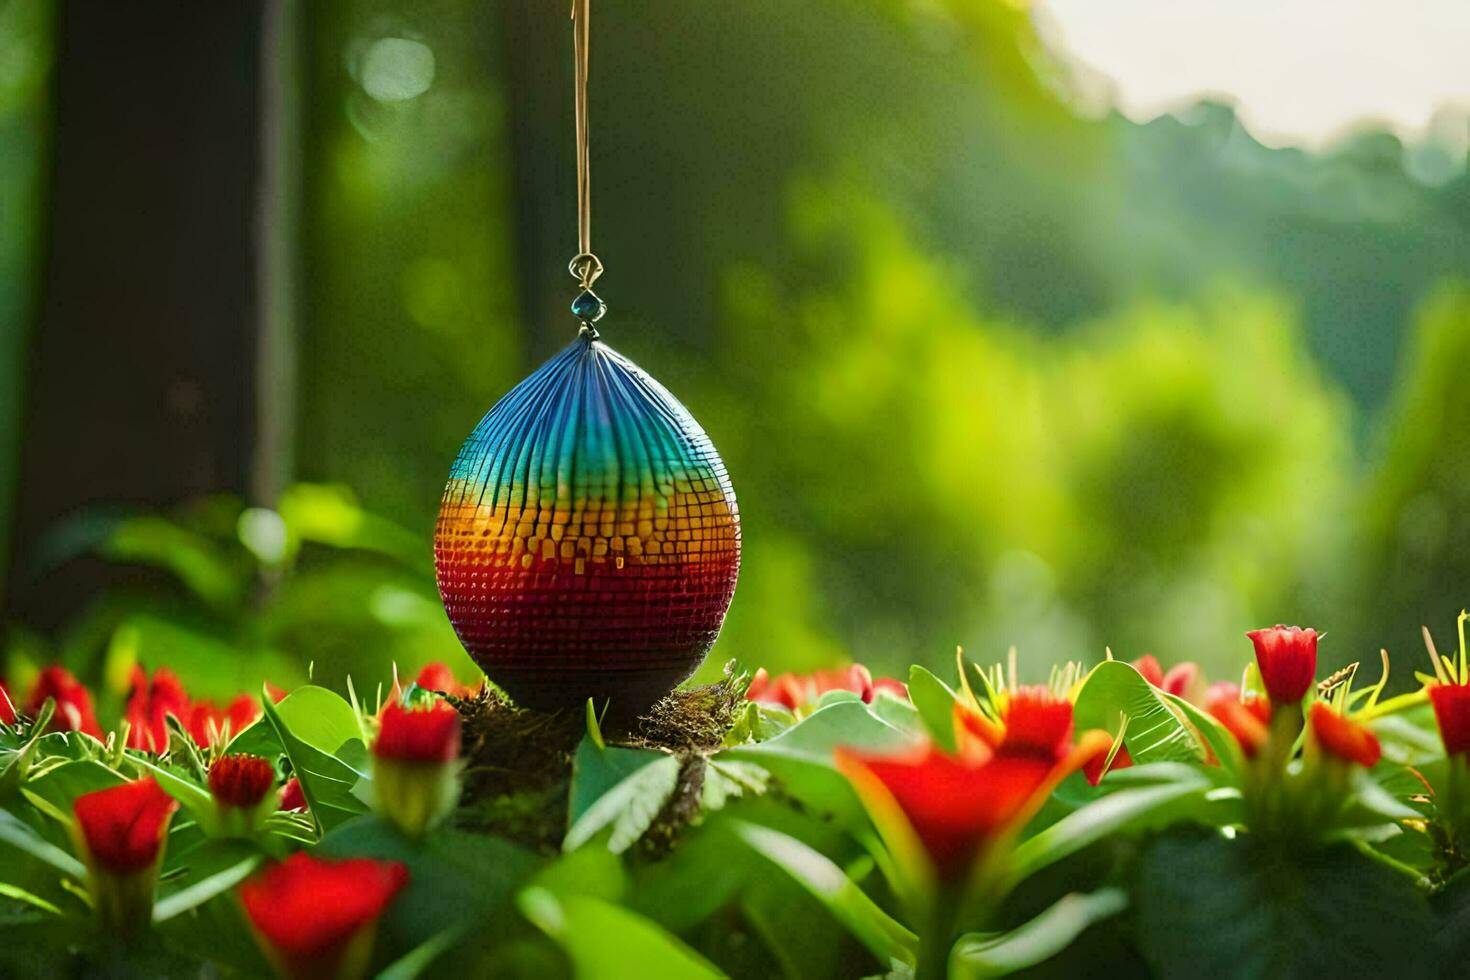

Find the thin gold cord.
[{"left": 568, "top": 0, "right": 602, "bottom": 290}]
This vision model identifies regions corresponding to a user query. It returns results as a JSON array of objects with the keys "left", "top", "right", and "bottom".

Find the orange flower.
[
  {"left": 1429, "top": 683, "right": 1470, "bottom": 758},
  {"left": 1246, "top": 625, "right": 1318, "bottom": 703},
  {"left": 240, "top": 853, "right": 407, "bottom": 980},
  {"left": 1307, "top": 703, "right": 1381, "bottom": 768},
  {"left": 25, "top": 665, "right": 102, "bottom": 738},
  {"left": 1206, "top": 683, "right": 1271, "bottom": 759}
]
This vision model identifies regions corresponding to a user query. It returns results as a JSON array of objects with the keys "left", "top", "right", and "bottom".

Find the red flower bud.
[
  {"left": 1206, "top": 683, "right": 1271, "bottom": 759},
  {"left": 240, "top": 853, "right": 408, "bottom": 980},
  {"left": 73, "top": 777, "right": 179, "bottom": 875},
  {"left": 0, "top": 680, "right": 15, "bottom": 726},
  {"left": 125, "top": 666, "right": 192, "bottom": 753},
  {"left": 374, "top": 700, "right": 461, "bottom": 764},
  {"left": 1308, "top": 703, "right": 1381, "bottom": 768},
  {"left": 209, "top": 755, "right": 277, "bottom": 810},
  {"left": 26, "top": 665, "right": 102, "bottom": 738},
  {"left": 1429, "top": 683, "right": 1470, "bottom": 758},
  {"left": 1131, "top": 655, "right": 1164, "bottom": 688},
  {"left": 279, "top": 777, "right": 308, "bottom": 813},
  {"left": 1246, "top": 625, "right": 1318, "bottom": 703}
]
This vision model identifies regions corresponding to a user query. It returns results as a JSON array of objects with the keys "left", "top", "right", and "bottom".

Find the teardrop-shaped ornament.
[{"left": 434, "top": 328, "right": 741, "bottom": 713}]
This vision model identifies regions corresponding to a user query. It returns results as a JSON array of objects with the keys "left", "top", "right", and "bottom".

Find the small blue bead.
[{"left": 571, "top": 289, "right": 606, "bottom": 322}]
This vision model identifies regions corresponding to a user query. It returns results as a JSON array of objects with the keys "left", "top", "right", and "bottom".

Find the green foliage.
[{"left": 0, "top": 647, "right": 1464, "bottom": 978}]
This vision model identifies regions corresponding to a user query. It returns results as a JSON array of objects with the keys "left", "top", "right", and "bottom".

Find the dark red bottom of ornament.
[{"left": 436, "top": 555, "right": 739, "bottom": 718}]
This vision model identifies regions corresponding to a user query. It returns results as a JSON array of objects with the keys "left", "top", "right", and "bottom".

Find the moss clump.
[{"left": 452, "top": 663, "right": 748, "bottom": 852}]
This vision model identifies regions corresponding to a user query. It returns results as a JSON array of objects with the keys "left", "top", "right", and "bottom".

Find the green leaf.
[
  {"left": 564, "top": 738, "right": 680, "bottom": 853},
  {"left": 100, "top": 516, "right": 244, "bottom": 610},
  {"left": 375, "top": 925, "right": 467, "bottom": 980},
  {"left": 869, "top": 690, "right": 923, "bottom": 735},
  {"left": 720, "top": 700, "right": 917, "bottom": 826},
  {"left": 907, "top": 665, "right": 959, "bottom": 751},
  {"left": 1010, "top": 768, "right": 1228, "bottom": 882},
  {"left": 131, "top": 756, "right": 214, "bottom": 822},
  {"left": 19, "top": 759, "right": 126, "bottom": 819},
  {"left": 700, "top": 759, "right": 770, "bottom": 814},
  {"left": 260, "top": 695, "right": 369, "bottom": 836},
  {"left": 1136, "top": 828, "right": 1438, "bottom": 977},
  {"left": 730, "top": 820, "right": 916, "bottom": 967},
  {"left": 1073, "top": 661, "right": 1204, "bottom": 764},
  {"left": 953, "top": 888, "right": 1128, "bottom": 977},
  {"left": 232, "top": 685, "right": 363, "bottom": 758},
  {"left": 0, "top": 810, "right": 85, "bottom": 880},
  {"left": 519, "top": 886, "right": 725, "bottom": 979},
  {"left": 153, "top": 843, "right": 262, "bottom": 922},
  {"left": 1161, "top": 690, "right": 1243, "bottom": 776}
]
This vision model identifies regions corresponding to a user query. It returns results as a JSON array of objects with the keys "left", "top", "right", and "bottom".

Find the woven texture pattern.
[{"left": 434, "top": 331, "right": 740, "bottom": 708}]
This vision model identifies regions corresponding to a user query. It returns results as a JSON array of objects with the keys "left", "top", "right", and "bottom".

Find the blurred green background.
[{"left": 2, "top": 0, "right": 1468, "bottom": 709}]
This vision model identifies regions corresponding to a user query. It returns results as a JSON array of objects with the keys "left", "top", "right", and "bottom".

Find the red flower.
[
  {"left": 1428, "top": 683, "right": 1470, "bottom": 758},
  {"left": 872, "top": 676, "right": 910, "bottom": 700},
  {"left": 374, "top": 700, "right": 461, "bottom": 763},
  {"left": 188, "top": 694, "right": 262, "bottom": 747},
  {"left": 1308, "top": 703, "right": 1381, "bottom": 768},
  {"left": 1206, "top": 683, "right": 1271, "bottom": 759},
  {"left": 836, "top": 729, "right": 1110, "bottom": 879},
  {"left": 413, "top": 662, "right": 481, "bottom": 698},
  {"left": 1246, "top": 625, "right": 1318, "bottom": 703},
  {"left": 124, "top": 666, "right": 191, "bottom": 753},
  {"left": 240, "top": 853, "right": 408, "bottom": 980},
  {"left": 746, "top": 664, "right": 905, "bottom": 710},
  {"left": 1162, "top": 662, "right": 1200, "bottom": 702},
  {"left": 955, "top": 686, "right": 1074, "bottom": 761},
  {"left": 0, "top": 680, "right": 15, "bottom": 726},
  {"left": 279, "top": 777, "right": 308, "bottom": 813},
  {"left": 209, "top": 755, "right": 277, "bottom": 809},
  {"left": 1131, "top": 655, "right": 1164, "bottom": 688},
  {"left": 73, "top": 777, "right": 179, "bottom": 875},
  {"left": 26, "top": 665, "right": 102, "bottom": 738},
  {"left": 1083, "top": 742, "right": 1133, "bottom": 786}
]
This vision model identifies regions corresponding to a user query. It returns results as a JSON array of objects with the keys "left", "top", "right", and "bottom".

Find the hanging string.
[{"left": 568, "top": 0, "right": 604, "bottom": 302}]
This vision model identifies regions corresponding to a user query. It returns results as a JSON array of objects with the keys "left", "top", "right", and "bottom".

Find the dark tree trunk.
[{"left": 4, "top": 1, "right": 276, "bottom": 629}]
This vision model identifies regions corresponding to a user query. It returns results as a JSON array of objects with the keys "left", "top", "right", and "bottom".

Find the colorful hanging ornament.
[{"left": 434, "top": 0, "right": 740, "bottom": 713}]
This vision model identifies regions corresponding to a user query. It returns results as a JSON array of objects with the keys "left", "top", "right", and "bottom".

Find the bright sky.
[{"left": 1035, "top": 0, "right": 1470, "bottom": 149}]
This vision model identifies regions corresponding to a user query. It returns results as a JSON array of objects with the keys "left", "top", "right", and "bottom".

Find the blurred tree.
[
  {"left": 4, "top": 2, "right": 272, "bottom": 629},
  {"left": 702, "top": 185, "right": 1351, "bottom": 681},
  {"left": 0, "top": 0, "right": 53, "bottom": 601},
  {"left": 1353, "top": 285, "right": 1470, "bottom": 673}
]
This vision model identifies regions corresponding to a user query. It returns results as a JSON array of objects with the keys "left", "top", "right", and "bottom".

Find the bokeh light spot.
[{"left": 360, "top": 37, "right": 435, "bottom": 103}]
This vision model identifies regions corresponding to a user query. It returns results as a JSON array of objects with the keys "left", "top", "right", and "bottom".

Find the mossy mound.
[{"left": 451, "top": 664, "right": 747, "bottom": 852}]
